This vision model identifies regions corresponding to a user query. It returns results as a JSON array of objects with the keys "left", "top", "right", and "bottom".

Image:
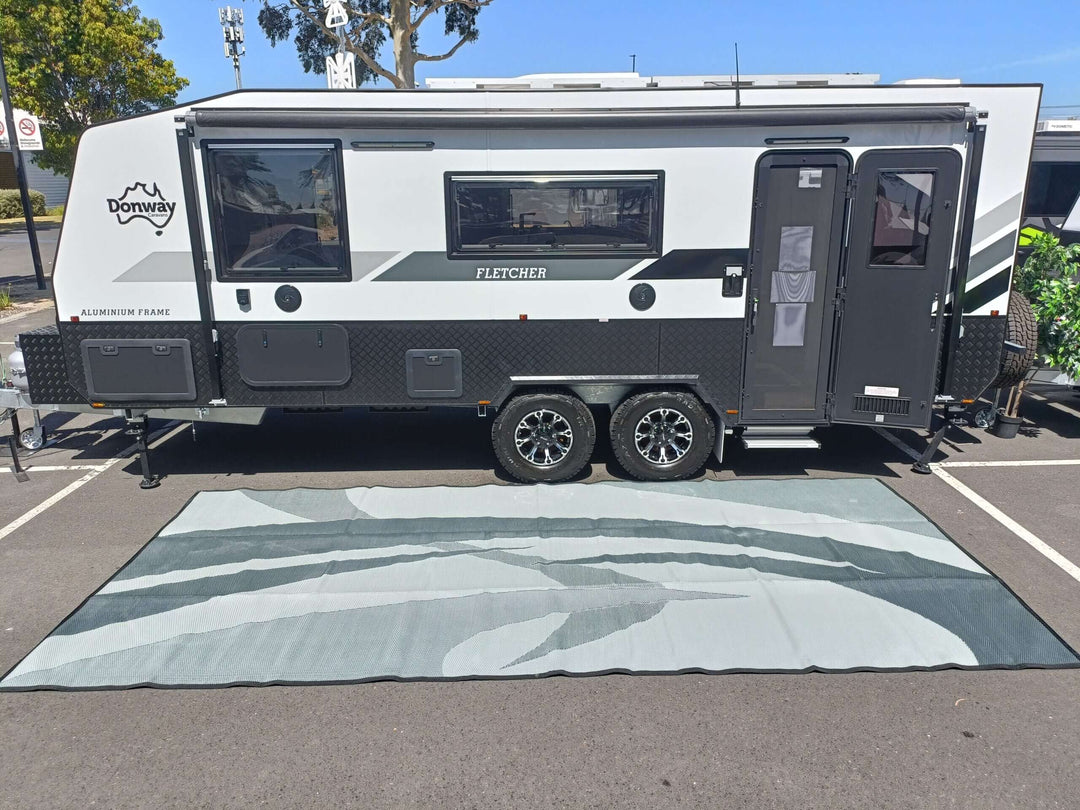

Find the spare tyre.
[{"left": 988, "top": 288, "right": 1038, "bottom": 389}]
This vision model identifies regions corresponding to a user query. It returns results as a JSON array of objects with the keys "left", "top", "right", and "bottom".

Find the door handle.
[
  {"left": 749, "top": 294, "right": 759, "bottom": 335},
  {"left": 930, "top": 292, "right": 940, "bottom": 332}
]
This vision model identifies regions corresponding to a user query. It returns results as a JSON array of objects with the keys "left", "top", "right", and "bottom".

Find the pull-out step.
[{"left": 741, "top": 426, "right": 821, "bottom": 450}]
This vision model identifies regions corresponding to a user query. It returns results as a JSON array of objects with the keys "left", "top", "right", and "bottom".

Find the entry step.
[{"left": 741, "top": 426, "right": 821, "bottom": 450}]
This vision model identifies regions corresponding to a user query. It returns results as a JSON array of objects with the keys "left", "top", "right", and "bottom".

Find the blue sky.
[{"left": 141, "top": 0, "right": 1080, "bottom": 115}]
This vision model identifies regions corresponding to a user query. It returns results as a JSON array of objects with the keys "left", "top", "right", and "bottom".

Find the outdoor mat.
[{"left": 2, "top": 479, "right": 1078, "bottom": 690}]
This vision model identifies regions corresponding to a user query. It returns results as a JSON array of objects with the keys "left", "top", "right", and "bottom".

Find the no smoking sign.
[{"left": 0, "top": 106, "right": 43, "bottom": 151}]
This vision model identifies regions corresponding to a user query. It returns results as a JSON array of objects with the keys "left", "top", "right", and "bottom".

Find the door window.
[
  {"left": 207, "top": 143, "right": 349, "bottom": 280},
  {"left": 869, "top": 171, "right": 935, "bottom": 266}
]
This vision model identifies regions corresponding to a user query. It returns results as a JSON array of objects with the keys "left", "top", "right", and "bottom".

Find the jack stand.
[
  {"left": 7, "top": 410, "right": 29, "bottom": 483},
  {"left": 911, "top": 414, "right": 950, "bottom": 475},
  {"left": 125, "top": 414, "right": 160, "bottom": 489}
]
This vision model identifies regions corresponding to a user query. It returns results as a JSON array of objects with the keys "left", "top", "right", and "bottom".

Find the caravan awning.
[{"left": 185, "top": 104, "right": 976, "bottom": 131}]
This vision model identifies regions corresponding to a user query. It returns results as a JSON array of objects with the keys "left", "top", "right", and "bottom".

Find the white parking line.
[
  {"left": 872, "top": 426, "right": 1080, "bottom": 584},
  {"left": 1048, "top": 401, "right": 1080, "bottom": 417},
  {"left": 939, "top": 459, "right": 1080, "bottom": 469},
  {"left": 0, "top": 422, "right": 183, "bottom": 542},
  {"left": 934, "top": 466, "right": 1080, "bottom": 584},
  {"left": 3, "top": 464, "right": 109, "bottom": 473}
]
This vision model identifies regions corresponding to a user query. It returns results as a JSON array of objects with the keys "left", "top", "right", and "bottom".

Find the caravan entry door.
[
  {"left": 741, "top": 152, "right": 850, "bottom": 422},
  {"left": 830, "top": 149, "right": 961, "bottom": 429}
]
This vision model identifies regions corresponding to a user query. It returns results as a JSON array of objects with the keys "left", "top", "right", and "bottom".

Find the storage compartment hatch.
[
  {"left": 236, "top": 324, "right": 351, "bottom": 387},
  {"left": 81, "top": 338, "right": 196, "bottom": 402},
  {"left": 405, "top": 349, "right": 463, "bottom": 398}
]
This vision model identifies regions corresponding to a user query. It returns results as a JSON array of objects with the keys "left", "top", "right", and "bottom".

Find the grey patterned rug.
[{"left": 2, "top": 479, "right": 1077, "bottom": 690}]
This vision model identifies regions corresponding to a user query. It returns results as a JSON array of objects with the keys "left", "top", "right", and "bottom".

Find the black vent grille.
[{"left": 852, "top": 395, "right": 911, "bottom": 416}]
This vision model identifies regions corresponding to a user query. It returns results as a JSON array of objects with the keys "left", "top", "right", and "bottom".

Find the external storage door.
[
  {"left": 741, "top": 152, "right": 850, "bottom": 422},
  {"left": 831, "top": 149, "right": 961, "bottom": 428}
]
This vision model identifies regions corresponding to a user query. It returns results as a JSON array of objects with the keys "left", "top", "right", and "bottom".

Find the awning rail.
[{"left": 184, "top": 103, "right": 977, "bottom": 132}]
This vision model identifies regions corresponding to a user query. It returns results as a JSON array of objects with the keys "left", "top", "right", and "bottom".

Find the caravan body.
[{"left": 21, "top": 83, "right": 1041, "bottom": 480}]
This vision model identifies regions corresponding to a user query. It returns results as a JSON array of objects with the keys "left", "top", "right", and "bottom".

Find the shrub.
[
  {"left": 46, "top": 204, "right": 65, "bottom": 217},
  {"left": 0, "top": 189, "right": 47, "bottom": 219},
  {"left": 1020, "top": 232, "right": 1080, "bottom": 380}
]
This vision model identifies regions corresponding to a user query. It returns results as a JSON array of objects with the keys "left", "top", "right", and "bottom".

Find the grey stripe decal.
[
  {"left": 114, "top": 251, "right": 401, "bottom": 283},
  {"left": 632, "top": 248, "right": 749, "bottom": 279},
  {"left": 373, "top": 251, "right": 644, "bottom": 281},
  {"left": 351, "top": 251, "right": 400, "bottom": 279},
  {"left": 114, "top": 252, "right": 195, "bottom": 283},
  {"left": 971, "top": 194, "right": 1023, "bottom": 248},
  {"left": 962, "top": 267, "right": 1010, "bottom": 314},
  {"left": 965, "top": 231, "right": 1016, "bottom": 288}
]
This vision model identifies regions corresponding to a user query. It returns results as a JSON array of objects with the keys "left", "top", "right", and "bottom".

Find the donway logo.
[{"left": 107, "top": 182, "right": 176, "bottom": 230}]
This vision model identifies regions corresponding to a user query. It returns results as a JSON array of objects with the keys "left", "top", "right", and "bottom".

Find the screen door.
[{"left": 741, "top": 153, "right": 850, "bottom": 422}]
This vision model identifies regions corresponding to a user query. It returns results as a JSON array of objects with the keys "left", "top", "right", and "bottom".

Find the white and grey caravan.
[{"left": 10, "top": 82, "right": 1041, "bottom": 484}]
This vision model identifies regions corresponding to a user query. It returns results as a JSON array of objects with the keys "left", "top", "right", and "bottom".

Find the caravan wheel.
[
  {"left": 492, "top": 392, "right": 596, "bottom": 483},
  {"left": 610, "top": 391, "right": 715, "bottom": 481}
]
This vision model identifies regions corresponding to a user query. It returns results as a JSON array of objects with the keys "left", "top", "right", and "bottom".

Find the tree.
[
  {"left": 257, "top": 1, "right": 494, "bottom": 90},
  {"left": 0, "top": 0, "right": 188, "bottom": 177},
  {"left": 1020, "top": 232, "right": 1080, "bottom": 380}
]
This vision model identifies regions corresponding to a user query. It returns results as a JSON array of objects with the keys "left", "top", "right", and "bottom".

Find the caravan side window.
[
  {"left": 447, "top": 173, "right": 662, "bottom": 257},
  {"left": 869, "top": 171, "right": 935, "bottom": 267},
  {"left": 206, "top": 143, "right": 349, "bottom": 280}
]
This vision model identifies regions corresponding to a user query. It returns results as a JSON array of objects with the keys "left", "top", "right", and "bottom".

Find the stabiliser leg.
[
  {"left": 6, "top": 409, "right": 29, "bottom": 483},
  {"left": 911, "top": 411, "right": 950, "bottom": 475},
  {"left": 125, "top": 413, "right": 160, "bottom": 489}
]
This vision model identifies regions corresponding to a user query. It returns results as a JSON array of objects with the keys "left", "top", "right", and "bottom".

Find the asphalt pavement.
[
  {"left": 0, "top": 223, "right": 58, "bottom": 308},
  {"left": 0, "top": 364, "right": 1078, "bottom": 808}
]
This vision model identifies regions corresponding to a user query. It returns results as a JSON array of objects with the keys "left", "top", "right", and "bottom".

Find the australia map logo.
[{"left": 107, "top": 182, "right": 176, "bottom": 232}]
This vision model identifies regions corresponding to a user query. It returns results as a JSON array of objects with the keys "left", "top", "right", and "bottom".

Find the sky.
[{"left": 140, "top": 0, "right": 1080, "bottom": 115}]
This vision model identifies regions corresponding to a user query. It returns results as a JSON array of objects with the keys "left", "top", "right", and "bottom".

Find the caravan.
[{"left": 10, "top": 81, "right": 1041, "bottom": 482}]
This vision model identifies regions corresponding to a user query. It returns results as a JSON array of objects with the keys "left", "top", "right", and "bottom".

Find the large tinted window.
[
  {"left": 869, "top": 171, "right": 934, "bottom": 266},
  {"left": 208, "top": 144, "right": 348, "bottom": 279},
  {"left": 1024, "top": 163, "right": 1080, "bottom": 219},
  {"left": 449, "top": 174, "right": 661, "bottom": 255}
]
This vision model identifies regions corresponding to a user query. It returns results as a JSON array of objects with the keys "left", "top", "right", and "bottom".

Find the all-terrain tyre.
[
  {"left": 988, "top": 289, "right": 1038, "bottom": 389},
  {"left": 610, "top": 391, "right": 715, "bottom": 481},
  {"left": 492, "top": 392, "right": 596, "bottom": 483}
]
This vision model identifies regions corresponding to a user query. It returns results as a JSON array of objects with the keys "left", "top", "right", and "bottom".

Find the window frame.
[
  {"left": 866, "top": 168, "right": 938, "bottom": 269},
  {"left": 444, "top": 170, "right": 665, "bottom": 260},
  {"left": 202, "top": 139, "right": 353, "bottom": 283}
]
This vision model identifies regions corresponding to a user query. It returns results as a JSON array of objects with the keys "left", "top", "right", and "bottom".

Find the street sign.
[{"left": 0, "top": 106, "right": 43, "bottom": 151}]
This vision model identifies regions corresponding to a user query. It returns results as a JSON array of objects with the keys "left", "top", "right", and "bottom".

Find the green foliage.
[
  {"left": 47, "top": 204, "right": 65, "bottom": 217},
  {"left": 1020, "top": 231, "right": 1080, "bottom": 379},
  {"left": 0, "top": 189, "right": 46, "bottom": 219},
  {"left": 0, "top": 284, "right": 11, "bottom": 310},
  {"left": 0, "top": 0, "right": 188, "bottom": 177},
  {"left": 258, "top": 1, "right": 491, "bottom": 88}
]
